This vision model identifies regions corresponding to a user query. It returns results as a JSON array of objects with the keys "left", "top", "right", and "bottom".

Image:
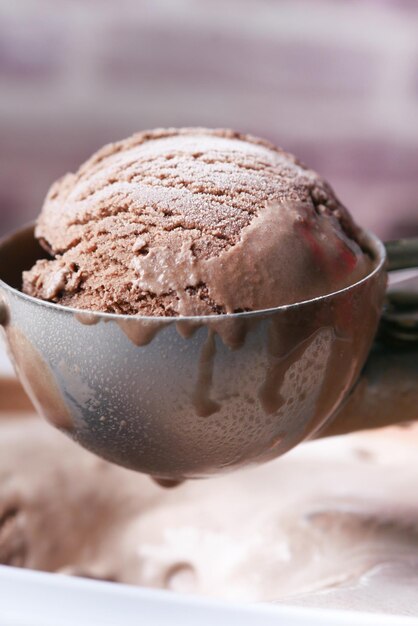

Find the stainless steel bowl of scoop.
[{"left": 0, "top": 225, "right": 417, "bottom": 480}]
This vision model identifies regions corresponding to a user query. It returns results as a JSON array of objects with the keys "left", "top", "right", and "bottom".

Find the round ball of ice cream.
[{"left": 23, "top": 128, "right": 373, "bottom": 316}]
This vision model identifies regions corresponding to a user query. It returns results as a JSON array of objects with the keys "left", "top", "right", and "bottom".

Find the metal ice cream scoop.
[{"left": 0, "top": 225, "right": 417, "bottom": 480}]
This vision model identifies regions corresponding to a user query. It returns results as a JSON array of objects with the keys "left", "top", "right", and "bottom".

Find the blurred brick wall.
[{"left": 0, "top": 0, "right": 417, "bottom": 240}]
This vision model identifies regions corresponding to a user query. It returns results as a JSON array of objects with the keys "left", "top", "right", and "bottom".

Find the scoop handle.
[{"left": 316, "top": 238, "right": 418, "bottom": 438}]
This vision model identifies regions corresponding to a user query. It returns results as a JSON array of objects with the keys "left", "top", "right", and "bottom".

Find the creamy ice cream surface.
[
  {"left": 1, "top": 410, "right": 418, "bottom": 616},
  {"left": 23, "top": 128, "right": 373, "bottom": 315}
]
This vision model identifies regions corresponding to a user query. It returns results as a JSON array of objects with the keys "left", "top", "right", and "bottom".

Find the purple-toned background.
[{"left": 0, "top": 0, "right": 417, "bottom": 240}]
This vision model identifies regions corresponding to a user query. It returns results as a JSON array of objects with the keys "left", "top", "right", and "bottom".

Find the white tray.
[{"left": 0, "top": 566, "right": 416, "bottom": 626}]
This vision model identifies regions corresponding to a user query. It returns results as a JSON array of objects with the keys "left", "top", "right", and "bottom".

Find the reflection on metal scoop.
[{"left": 0, "top": 226, "right": 417, "bottom": 480}]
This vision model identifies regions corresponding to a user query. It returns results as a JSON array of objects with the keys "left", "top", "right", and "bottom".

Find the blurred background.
[{"left": 0, "top": 0, "right": 417, "bottom": 240}]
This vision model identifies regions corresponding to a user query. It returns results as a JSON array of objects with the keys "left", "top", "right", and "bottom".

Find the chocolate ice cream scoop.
[
  {"left": 22, "top": 128, "right": 372, "bottom": 315},
  {"left": 0, "top": 129, "right": 416, "bottom": 480}
]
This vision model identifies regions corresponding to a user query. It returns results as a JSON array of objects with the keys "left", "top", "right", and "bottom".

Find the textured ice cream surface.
[
  {"left": 2, "top": 409, "right": 418, "bottom": 616},
  {"left": 23, "top": 128, "right": 373, "bottom": 315}
]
